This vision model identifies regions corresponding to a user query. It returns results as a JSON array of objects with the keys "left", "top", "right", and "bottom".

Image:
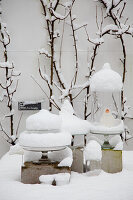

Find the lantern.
[{"left": 90, "top": 63, "right": 124, "bottom": 149}]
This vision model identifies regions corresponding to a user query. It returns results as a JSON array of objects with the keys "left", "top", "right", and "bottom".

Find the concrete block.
[
  {"left": 21, "top": 161, "right": 71, "bottom": 184},
  {"left": 71, "top": 148, "right": 84, "bottom": 173},
  {"left": 101, "top": 149, "right": 122, "bottom": 173}
]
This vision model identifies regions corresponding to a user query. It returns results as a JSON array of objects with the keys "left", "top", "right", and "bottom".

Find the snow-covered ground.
[{"left": 0, "top": 151, "right": 133, "bottom": 200}]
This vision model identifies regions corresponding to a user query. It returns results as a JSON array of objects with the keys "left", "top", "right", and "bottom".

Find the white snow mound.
[
  {"left": 109, "top": 135, "right": 123, "bottom": 150},
  {"left": 114, "top": 142, "right": 123, "bottom": 150},
  {"left": 39, "top": 174, "right": 54, "bottom": 185},
  {"left": 58, "top": 157, "right": 73, "bottom": 167},
  {"left": 60, "top": 100, "right": 91, "bottom": 135},
  {"left": 39, "top": 173, "right": 70, "bottom": 186},
  {"left": 19, "top": 131, "right": 71, "bottom": 148},
  {"left": 60, "top": 112, "right": 91, "bottom": 135},
  {"left": 24, "top": 151, "right": 42, "bottom": 162},
  {"left": 9, "top": 143, "right": 24, "bottom": 155},
  {"left": 61, "top": 99, "right": 74, "bottom": 115},
  {"left": 48, "top": 147, "right": 73, "bottom": 167},
  {"left": 91, "top": 120, "right": 124, "bottom": 134},
  {"left": 90, "top": 63, "right": 123, "bottom": 92},
  {"left": 26, "top": 109, "right": 61, "bottom": 131},
  {"left": 84, "top": 140, "right": 102, "bottom": 161}
]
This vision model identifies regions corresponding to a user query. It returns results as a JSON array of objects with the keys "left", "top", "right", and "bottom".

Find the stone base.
[
  {"left": 21, "top": 161, "right": 71, "bottom": 184},
  {"left": 71, "top": 148, "right": 84, "bottom": 173},
  {"left": 101, "top": 149, "right": 122, "bottom": 173}
]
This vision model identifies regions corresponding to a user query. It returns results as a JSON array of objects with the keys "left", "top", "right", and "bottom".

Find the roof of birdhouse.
[{"left": 90, "top": 63, "right": 123, "bottom": 92}]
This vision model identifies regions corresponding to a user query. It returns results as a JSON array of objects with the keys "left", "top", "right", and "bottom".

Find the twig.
[
  {"left": 15, "top": 112, "right": 23, "bottom": 136},
  {"left": 112, "top": 94, "right": 119, "bottom": 113},
  {"left": 59, "top": 11, "right": 66, "bottom": 69},
  {"left": 69, "top": 10, "right": 79, "bottom": 85},
  {"left": 120, "top": 2, "right": 126, "bottom": 18},
  {"left": 31, "top": 75, "right": 49, "bottom": 99}
]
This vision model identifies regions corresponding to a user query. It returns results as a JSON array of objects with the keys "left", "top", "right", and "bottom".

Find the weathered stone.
[
  {"left": 71, "top": 148, "right": 84, "bottom": 173},
  {"left": 101, "top": 149, "right": 122, "bottom": 173},
  {"left": 21, "top": 161, "right": 71, "bottom": 184}
]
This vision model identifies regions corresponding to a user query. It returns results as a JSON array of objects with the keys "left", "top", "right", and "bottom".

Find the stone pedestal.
[
  {"left": 21, "top": 161, "right": 71, "bottom": 184},
  {"left": 101, "top": 149, "right": 122, "bottom": 173},
  {"left": 71, "top": 148, "right": 84, "bottom": 173}
]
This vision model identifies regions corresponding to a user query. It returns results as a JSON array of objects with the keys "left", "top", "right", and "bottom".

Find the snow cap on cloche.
[
  {"left": 26, "top": 109, "right": 61, "bottom": 131},
  {"left": 90, "top": 63, "right": 123, "bottom": 92}
]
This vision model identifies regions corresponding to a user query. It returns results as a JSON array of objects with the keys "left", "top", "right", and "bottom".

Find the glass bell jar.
[{"left": 90, "top": 63, "right": 124, "bottom": 149}]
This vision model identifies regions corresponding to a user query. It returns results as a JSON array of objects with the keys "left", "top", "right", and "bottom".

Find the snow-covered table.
[{"left": 18, "top": 110, "right": 72, "bottom": 184}]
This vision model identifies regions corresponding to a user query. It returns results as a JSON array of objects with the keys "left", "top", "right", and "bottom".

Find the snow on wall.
[{"left": 0, "top": 0, "right": 133, "bottom": 157}]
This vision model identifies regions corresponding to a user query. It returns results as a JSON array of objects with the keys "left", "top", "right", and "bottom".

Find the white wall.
[{"left": 0, "top": 0, "right": 133, "bottom": 157}]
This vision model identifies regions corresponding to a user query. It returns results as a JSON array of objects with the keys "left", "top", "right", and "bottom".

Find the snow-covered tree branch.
[
  {"left": 39, "top": 0, "right": 75, "bottom": 110},
  {"left": 98, "top": 0, "right": 133, "bottom": 112},
  {"left": 84, "top": 0, "right": 133, "bottom": 139},
  {"left": 38, "top": 0, "right": 89, "bottom": 111},
  {"left": 0, "top": 0, "right": 21, "bottom": 145},
  {"left": 83, "top": 8, "right": 104, "bottom": 120}
]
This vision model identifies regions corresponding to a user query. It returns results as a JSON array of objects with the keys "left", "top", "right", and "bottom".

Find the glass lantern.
[{"left": 90, "top": 63, "right": 124, "bottom": 149}]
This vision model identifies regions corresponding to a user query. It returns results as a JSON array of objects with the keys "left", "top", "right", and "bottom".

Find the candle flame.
[{"left": 105, "top": 109, "right": 110, "bottom": 113}]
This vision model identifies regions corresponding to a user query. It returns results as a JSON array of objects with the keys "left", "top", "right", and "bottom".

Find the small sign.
[{"left": 18, "top": 102, "right": 41, "bottom": 110}]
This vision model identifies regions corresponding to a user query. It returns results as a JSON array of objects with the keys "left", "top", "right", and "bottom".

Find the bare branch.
[
  {"left": 31, "top": 75, "right": 60, "bottom": 110},
  {"left": 74, "top": 23, "right": 87, "bottom": 32},
  {"left": 96, "top": 6, "right": 99, "bottom": 30},
  {"left": 0, "top": 122, "right": 15, "bottom": 145},
  {"left": 112, "top": 94, "right": 119, "bottom": 113},
  {"left": 59, "top": 13, "right": 65, "bottom": 69},
  {"left": 69, "top": 10, "right": 79, "bottom": 85},
  {"left": 15, "top": 112, "right": 23, "bottom": 136},
  {"left": 39, "top": 49, "right": 52, "bottom": 58},
  {"left": 39, "top": 67, "right": 52, "bottom": 91},
  {"left": 31, "top": 75, "right": 49, "bottom": 99},
  {"left": 120, "top": 2, "right": 126, "bottom": 18}
]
